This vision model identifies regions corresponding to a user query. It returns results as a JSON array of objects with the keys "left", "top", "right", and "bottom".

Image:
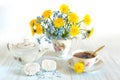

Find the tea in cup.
[{"left": 72, "top": 50, "right": 100, "bottom": 68}]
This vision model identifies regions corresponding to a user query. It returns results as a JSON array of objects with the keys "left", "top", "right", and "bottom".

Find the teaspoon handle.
[{"left": 93, "top": 45, "right": 105, "bottom": 55}]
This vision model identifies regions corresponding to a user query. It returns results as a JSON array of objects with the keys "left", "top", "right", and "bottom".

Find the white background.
[
  {"left": 1, "top": 1, "right": 120, "bottom": 80},
  {"left": 0, "top": 0, "right": 120, "bottom": 42}
]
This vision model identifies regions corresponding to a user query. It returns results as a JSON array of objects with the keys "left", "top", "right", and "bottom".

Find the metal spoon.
[{"left": 92, "top": 45, "right": 105, "bottom": 55}]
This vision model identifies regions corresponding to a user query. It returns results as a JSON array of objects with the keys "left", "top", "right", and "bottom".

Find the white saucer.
[{"left": 67, "top": 58, "right": 104, "bottom": 73}]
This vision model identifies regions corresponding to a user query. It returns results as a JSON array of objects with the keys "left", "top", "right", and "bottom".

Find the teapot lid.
[{"left": 17, "top": 39, "right": 36, "bottom": 49}]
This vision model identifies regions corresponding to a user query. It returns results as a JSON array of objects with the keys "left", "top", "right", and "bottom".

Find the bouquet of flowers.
[{"left": 30, "top": 4, "right": 94, "bottom": 42}]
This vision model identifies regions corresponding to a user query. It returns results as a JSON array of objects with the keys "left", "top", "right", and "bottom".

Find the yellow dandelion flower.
[
  {"left": 36, "top": 24, "right": 43, "bottom": 34},
  {"left": 60, "top": 4, "right": 69, "bottom": 14},
  {"left": 74, "top": 62, "right": 84, "bottom": 73},
  {"left": 42, "top": 10, "right": 52, "bottom": 19},
  {"left": 30, "top": 19, "right": 37, "bottom": 36},
  {"left": 30, "top": 19, "right": 36, "bottom": 27},
  {"left": 87, "top": 27, "right": 94, "bottom": 38},
  {"left": 70, "top": 25, "right": 80, "bottom": 37},
  {"left": 83, "top": 14, "right": 91, "bottom": 26},
  {"left": 30, "top": 26, "right": 35, "bottom": 36},
  {"left": 68, "top": 12, "right": 79, "bottom": 23},
  {"left": 53, "top": 18, "right": 64, "bottom": 28}
]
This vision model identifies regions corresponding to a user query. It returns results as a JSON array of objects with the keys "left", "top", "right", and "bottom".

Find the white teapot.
[{"left": 7, "top": 39, "right": 48, "bottom": 65}]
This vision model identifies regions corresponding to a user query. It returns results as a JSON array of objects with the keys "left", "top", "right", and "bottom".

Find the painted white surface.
[{"left": 0, "top": 35, "right": 120, "bottom": 80}]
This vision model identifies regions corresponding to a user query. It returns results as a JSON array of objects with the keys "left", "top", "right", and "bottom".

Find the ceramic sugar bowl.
[{"left": 7, "top": 39, "right": 48, "bottom": 65}]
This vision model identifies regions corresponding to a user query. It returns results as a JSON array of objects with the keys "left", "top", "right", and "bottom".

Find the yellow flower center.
[
  {"left": 68, "top": 12, "right": 79, "bottom": 23},
  {"left": 60, "top": 4, "right": 69, "bottom": 14},
  {"left": 42, "top": 10, "right": 52, "bottom": 19},
  {"left": 70, "top": 25, "right": 80, "bottom": 37},
  {"left": 83, "top": 14, "right": 91, "bottom": 26},
  {"left": 36, "top": 24, "right": 43, "bottom": 34},
  {"left": 54, "top": 18, "right": 64, "bottom": 28},
  {"left": 30, "top": 19, "right": 43, "bottom": 35},
  {"left": 74, "top": 62, "right": 84, "bottom": 73}
]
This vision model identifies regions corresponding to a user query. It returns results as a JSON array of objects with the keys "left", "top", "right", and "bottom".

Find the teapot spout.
[
  {"left": 40, "top": 48, "right": 49, "bottom": 56},
  {"left": 36, "top": 48, "right": 49, "bottom": 59}
]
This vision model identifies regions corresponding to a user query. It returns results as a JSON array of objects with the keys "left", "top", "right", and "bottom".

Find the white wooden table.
[{"left": 0, "top": 35, "right": 120, "bottom": 80}]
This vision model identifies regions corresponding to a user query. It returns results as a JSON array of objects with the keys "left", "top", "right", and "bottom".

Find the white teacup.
[{"left": 72, "top": 50, "right": 100, "bottom": 68}]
